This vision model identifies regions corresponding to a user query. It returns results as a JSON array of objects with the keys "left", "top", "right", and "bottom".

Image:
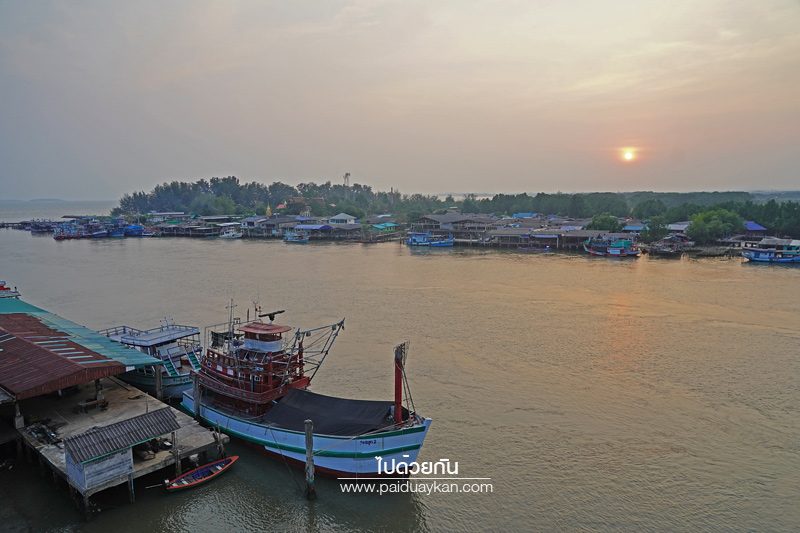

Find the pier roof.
[
  {"left": 0, "top": 298, "right": 161, "bottom": 400},
  {"left": 65, "top": 407, "right": 179, "bottom": 463}
]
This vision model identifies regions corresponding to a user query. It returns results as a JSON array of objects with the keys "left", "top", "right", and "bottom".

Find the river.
[{"left": 0, "top": 202, "right": 798, "bottom": 531}]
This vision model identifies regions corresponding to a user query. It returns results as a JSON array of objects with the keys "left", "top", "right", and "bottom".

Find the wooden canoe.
[{"left": 165, "top": 455, "right": 239, "bottom": 491}]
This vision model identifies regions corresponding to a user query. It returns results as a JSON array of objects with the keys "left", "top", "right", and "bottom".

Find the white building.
[{"left": 328, "top": 212, "right": 357, "bottom": 224}]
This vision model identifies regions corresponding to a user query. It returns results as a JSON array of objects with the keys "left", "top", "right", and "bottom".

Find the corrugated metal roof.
[
  {"left": 65, "top": 408, "right": 180, "bottom": 463},
  {"left": 295, "top": 224, "right": 332, "bottom": 230},
  {"left": 744, "top": 220, "right": 766, "bottom": 231},
  {"left": 329, "top": 223, "right": 362, "bottom": 231},
  {"left": 0, "top": 298, "right": 159, "bottom": 368},
  {"left": 0, "top": 298, "right": 161, "bottom": 400}
]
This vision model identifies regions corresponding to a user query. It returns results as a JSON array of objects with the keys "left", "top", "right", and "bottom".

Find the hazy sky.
[{"left": 1, "top": 1, "right": 798, "bottom": 200}]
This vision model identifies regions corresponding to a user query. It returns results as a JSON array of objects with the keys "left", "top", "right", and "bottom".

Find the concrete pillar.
[
  {"left": 13, "top": 402, "right": 24, "bottom": 429},
  {"left": 192, "top": 374, "right": 201, "bottom": 417},
  {"left": 154, "top": 366, "right": 163, "bottom": 401},
  {"left": 82, "top": 494, "right": 91, "bottom": 521},
  {"left": 94, "top": 379, "right": 104, "bottom": 402},
  {"left": 172, "top": 431, "right": 181, "bottom": 476}
]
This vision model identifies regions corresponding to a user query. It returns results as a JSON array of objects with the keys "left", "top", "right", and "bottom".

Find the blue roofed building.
[{"left": 744, "top": 220, "right": 767, "bottom": 237}]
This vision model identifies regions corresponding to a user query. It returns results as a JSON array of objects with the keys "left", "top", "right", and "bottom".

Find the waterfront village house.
[
  {"left": 414, "top": 213, "right": 497, "bottom": 232},
  {"left": 65, "top": 408, "right": 180, "bottom": 495},
  {"left": 365, "top": 214, "right": 396, "bottom": 225},
  {"left": 241, "top": 216, "right": 268, "bottom": 228},
  {"left": 147, "top": 212, "right": 190, "bottom": 224},
  {"left": 371, "top": 222, "right": 399, "bottom": 233},
  {"left": 199, "top": 215, "right": 238, "bottom": 224},
  {"left": 744, "top": 220, "right": 767, "bottom": 238},
  {"left": 329, "top": 223, "right": 363, "bottom": 240},
  {"left": 328, "top": 212, "right": 357, "bottom": 224},
  {"left": 241, "top": 215, "right": 297, "bottom": 236},
  {"left": 667, "top": 221, "right": 691, "bottom": 234},
  {"left": 622, "top": 222, "right": 647, "bottom": 234}
]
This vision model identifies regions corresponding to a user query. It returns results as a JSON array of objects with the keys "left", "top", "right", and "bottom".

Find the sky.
[{"left": 0, "top": 0, "right": 798, "bottom": 200}]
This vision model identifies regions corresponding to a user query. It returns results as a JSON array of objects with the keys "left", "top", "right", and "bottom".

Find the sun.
[{"left": 621, "top": 148, "right": 636, "bottom": 162}]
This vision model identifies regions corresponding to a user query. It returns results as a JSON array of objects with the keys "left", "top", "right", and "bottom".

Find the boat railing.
[
  {"left": 98, "top": 325, "right": 147, "bottom": 338},
  {"left": 199, "top": 373, "right": 286, "bottom": 403},
  {"left": 102, "top": 324, "right": 200, "bottom": 346}
]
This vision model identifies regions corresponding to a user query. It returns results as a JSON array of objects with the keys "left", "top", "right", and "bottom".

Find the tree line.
[{"left": 113, "top": 177, "right": 800, "bottom": 242}]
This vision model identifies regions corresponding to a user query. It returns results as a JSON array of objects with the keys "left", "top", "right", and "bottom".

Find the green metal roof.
[{"left": 0, "top": 298, "right": 161, "bottom": 369}]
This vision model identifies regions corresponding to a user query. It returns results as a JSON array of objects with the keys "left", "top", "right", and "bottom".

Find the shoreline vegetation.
[{"left": 109, "top": 177, "right": 800, "bottom": 244}]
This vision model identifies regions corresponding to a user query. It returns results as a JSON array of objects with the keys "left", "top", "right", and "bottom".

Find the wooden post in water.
[
  {"left": 127, "top": 473, "right": 135, "bottom": 503},
  {"left": 304, "top": 419, "right": 316, "bottom": 500}
]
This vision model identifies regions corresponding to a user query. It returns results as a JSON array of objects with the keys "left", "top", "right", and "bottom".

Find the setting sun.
[{"left": 621, "top": 148, "right": 636, "bottom": 162}]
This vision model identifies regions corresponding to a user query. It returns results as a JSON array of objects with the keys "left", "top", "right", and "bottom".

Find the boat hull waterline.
[{"left": 181, "top": 393, "right": 432, "bottom": 477}]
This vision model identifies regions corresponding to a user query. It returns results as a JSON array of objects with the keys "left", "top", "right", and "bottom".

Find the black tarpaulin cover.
[{"left": 263, "top": 389, "right": 408, "bottom": 436}]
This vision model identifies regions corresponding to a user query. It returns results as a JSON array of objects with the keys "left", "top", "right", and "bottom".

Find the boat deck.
[
  {"left": 18, "top": 377, "right": 225, "bottom": 497},
  {"left": 102, "top": 324, "right": 199, "bottom": 347}
]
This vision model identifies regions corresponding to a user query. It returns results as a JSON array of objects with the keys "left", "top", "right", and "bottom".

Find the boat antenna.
[
  {"left": 258, "top": 309, "right": 285, "bottom": 323},
  {"left": 226, "top": 299, "right": 237, "bottom": 344}
]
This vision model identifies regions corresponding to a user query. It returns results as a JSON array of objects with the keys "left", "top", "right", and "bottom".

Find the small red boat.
[{"left": 164, "top": 455, "right": 239, "bottom": 491}]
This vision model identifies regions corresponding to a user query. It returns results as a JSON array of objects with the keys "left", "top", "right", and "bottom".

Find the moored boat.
[
  {"left": 584, "top": 237, "right": 641, "bottom": 257},
  {"left": 100, "top": 320, "right": 203, "bottom": 401},
  {"left": 406, "top": 231, "right": 454, "bottom": 247},
  {"left": 0, "top": 281, "right": 20, "bottom": 299},
  {"left": 181, "top": 307, "right": 431, "bottom": 477},
  {"left": 284, "top": 230, "right": 309, "bottom": 243},
  {"left": 742, "top": 238, "right": 800, "bottom": 263},
  {"left": 220, "top": 228, "right": 243, "bottom": 239},
  {"left": 124, "top": 224, "right": 145, "bottom": 237},
  {"left": 108, "top": 227, "right": 126, "bottom": 238},
  {"left": 164, "top": 455, "right": 239, "bottom": 491}
]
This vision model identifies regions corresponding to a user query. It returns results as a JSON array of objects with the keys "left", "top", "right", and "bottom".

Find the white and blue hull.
[
  {"left": 742, "top": 250, "right": 800, "bottom": 263},
  {"left": 181, "top": 392, "right": 431, "bottom": 476},
  {"left": 121, "top": 371, "right": 193, "bottom": 401}
]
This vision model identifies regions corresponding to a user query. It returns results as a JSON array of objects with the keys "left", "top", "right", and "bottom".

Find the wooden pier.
[{"left": 16, "top": 377, "right": 226, "bottom": 515}]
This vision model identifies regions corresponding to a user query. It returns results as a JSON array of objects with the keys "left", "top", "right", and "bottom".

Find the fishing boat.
[
  {"left": 108, "top": 226, "right": 126, "bottom": 238},
  {"left": 124, "top": 224, "right": 145, "bottom": 237},
  {"left": 100, "top": 320, "right": 203, "bottom": 401},
  {"left": 742, "top": 238, "right": 800, "bottom": 263},
  {"left": 0, "top": 281, "right": 20, "bottom": 299},
  {"left": 219, "top": 228, "right": 243, "bottom": 239},
  {"left": 164, "top": 455, "right": 239, "bottom": 491},
  {"left": 584, "top": 236, "right": 641, "bottom": 257},
  {"left": 53, "top": 223, "right": 86, "bottom": 240},
  {"left": 284, "top": 230, "right": 309, "bottom": 243},
  {"left": 181, "top": 306, "right": 431, "bottom": 477},
  {"left": 406, "top": 231, "right": 454, "bottom": 247}
]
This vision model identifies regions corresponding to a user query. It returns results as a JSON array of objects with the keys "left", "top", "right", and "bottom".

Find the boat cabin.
[{"left": 240, "top": 322, "right": 291, "bottom": 353}]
